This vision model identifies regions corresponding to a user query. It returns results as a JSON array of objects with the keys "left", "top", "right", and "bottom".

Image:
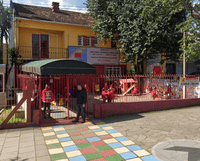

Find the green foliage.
[
  {"left": 86, "top": 0, "right": 185, "bottom": 73},
  {"left": 7, "top": 47, "right": 21, "bottom": 64},
  {"left": 143, "top": 0, "right": 200, "bottom": 62}
]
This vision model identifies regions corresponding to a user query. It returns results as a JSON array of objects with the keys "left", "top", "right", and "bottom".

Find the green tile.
[
  {"left": 85, "top": 152, "right": 103, "bottom": 160},
  {"left": 96, "top": 145, "right": 111, "bottom": 152},
  {"left": 66, "top": 129, "right": 78, "bottom": 133},
  {"left": 77, "top": 143, "right": 92, "bottom": 149},
  {"left": 71, "top": 135, "right": 84, "bottom": 140},
  {"left": 44, "top": 135, "right": 57, "bottom": 140},
  {"left": 50, "top": 153, "right": 67, "bottom": 161},
  {"left": 75, "top": 125, "right": 86, "bottom": 128},
  {"left": 80, "top": 130, "right": 93, "bottom": 135},
  {"left": 105, "top": 154, "right": 124, "bottom": 161},
  {"left": 47, "top": 143, "right": 62, "bottom": 149}
]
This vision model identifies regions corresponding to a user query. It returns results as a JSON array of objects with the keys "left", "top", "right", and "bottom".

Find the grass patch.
[{"left": 0, "top": 108, "right": 26, "bottom": 124}]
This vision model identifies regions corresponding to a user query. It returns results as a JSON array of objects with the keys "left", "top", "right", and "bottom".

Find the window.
[
  {"left": 106, "top": 67, "right": 121, "bottom": 76},
  {"left": 78, "top": 36, "right": 83, "bottom": 46},
  {"left": 94, "top": 38, "right": 98, "bottom": 47},
  {"left": 86, "top": 37, "right": 91, "bottom": 46}
]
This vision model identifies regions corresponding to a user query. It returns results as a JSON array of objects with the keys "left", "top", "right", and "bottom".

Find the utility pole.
[{"left": 183, "top": 32, "right": 187, "bottom": 99}]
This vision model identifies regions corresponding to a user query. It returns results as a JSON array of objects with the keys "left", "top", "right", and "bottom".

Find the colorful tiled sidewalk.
[{"left": 41, "top": 119, "right": 159, "bottom": 161}]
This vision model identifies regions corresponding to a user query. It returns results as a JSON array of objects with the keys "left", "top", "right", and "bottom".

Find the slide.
[{"left": 122, "top": 84, "right": 135, "bottom": 96}]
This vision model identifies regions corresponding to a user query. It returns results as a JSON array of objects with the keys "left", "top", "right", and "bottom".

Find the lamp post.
[{"left": 183, "top": 32, "right": 186, "bottom": 99}]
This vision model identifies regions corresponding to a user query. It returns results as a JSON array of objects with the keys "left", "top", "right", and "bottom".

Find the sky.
[{"left": 3, "top": 0, "right": 88, "bottom": 13}]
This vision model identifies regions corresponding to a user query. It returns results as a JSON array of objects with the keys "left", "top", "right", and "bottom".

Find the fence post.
[
  {"left": 27, "top": 80, "right": 32, "bottom": 123},
  {"left": 67, "top": 77, "right": 69, "bottom": 119}
]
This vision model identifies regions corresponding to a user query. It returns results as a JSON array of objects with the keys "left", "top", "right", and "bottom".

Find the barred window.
[
  {"left": 94, "top": 38, "right": 98, "bottom": 47},
  {"left": 78, "top": 36, "right": 83, "bottom": 46},
  {"left": 86, "top": 37, "right": 91, "bottom": 46}
]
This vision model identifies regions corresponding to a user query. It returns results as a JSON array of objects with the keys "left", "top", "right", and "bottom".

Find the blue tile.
[
  {"left": 116, "top": 136, "right": 129, "bottom": 142},
  {"left": 141, "top": 155, "right": 160, "bottom": 161},
  {"left": 120, "top": 152, "right": 137, "bottom": 160},
  {"left": 59, "top": 137, "right": 72, "bottom": 142},
  {"left": 92, "top": 119, "right": 102, "bottom": 123},
  {"left": 127, "top": 145, "right": 142, "bottom": 151},
  {"left": 107, "top": 130, "right": 118, "bottom": 134},
  {"left": 52, "top": 125, "right": 63, "bottom": 128},
  {"left": 55, "top": 131, "right": 67, "bottom": 135},
  {"left": 69, "top": 155, "right": 87, "bottom": 161},
  {"left": 99, "top": 124, "right": 109, "bottom": 127},
  {"left": 86, "top": 137, "right": 101, "bottom": 142},
  {"left": 64, "top": 145, "right": 78, "bottom": 152},
  {"left": 108, "top": 142, "right": 124, "bottom": 149},
  {"left": 92, "top": 128, "right": 103, "bottom": 132}
]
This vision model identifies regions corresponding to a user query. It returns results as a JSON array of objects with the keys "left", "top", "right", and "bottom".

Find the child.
[
  {"left": 104, "top": 82, "right": 108, "bottom": 90},
  {"left": 151, "top": 87, "right": 157, "bottom": 100}
]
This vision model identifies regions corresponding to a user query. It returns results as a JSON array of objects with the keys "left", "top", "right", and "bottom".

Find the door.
[
  {"left": 41, "top": 35, "right": 49, "bottom": 58},
  {"left": 32, "top": 34, "right": 40, "bottom": 58},
  {"left": 166, "top": 63, "right": 176, "bottom": 74}
]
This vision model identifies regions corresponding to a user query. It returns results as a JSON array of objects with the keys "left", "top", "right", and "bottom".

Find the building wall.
[{"left": 3, "top": 44, "right": 7, "bottom": 64}]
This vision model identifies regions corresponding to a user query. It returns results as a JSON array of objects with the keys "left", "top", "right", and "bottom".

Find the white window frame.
[
  {"left": 78, "top": 36, "right": 83, "bottom": 46},
  {"left": 106, "top": 67, "right": 121, "bottom": 76},
  {"left": 86, "top": 37, "right": 91, "bottom": 46}
]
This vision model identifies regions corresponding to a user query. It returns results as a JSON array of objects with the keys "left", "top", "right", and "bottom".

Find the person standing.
[
  {"left": 41, "top": 84, "right": 55, "bottom": 119},
  {"left": 71, "top": 84, "right": 87, "bottom": 123}
]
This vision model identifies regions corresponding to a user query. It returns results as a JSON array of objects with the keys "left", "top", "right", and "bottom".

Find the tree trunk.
[
  {"left": 0, "top": 31, "right": 4, "bottom": 64},
  {"left": 6, "top": 62, "right": 14, "bottom": 87}
]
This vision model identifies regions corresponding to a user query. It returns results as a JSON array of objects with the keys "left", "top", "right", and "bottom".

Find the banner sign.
[
  {"left": 45, "top": 91, "right": 51, "bottom": 100},
  {"left": 69, "top": 46, "right": 119, "bottom": 65},
  {"left": 180, "top": 77, "right": 199, "bottom": 86}
]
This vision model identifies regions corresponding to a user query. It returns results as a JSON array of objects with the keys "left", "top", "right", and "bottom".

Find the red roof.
[{"left": 119, "top": 79, "right": 135, "bottom": 83}]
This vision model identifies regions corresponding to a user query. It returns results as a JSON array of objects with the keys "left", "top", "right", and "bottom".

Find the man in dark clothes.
[{"left": 71, "top": 84, "right": 87, "bottom": 123}]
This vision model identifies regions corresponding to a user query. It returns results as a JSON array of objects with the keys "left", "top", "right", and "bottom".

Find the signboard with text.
[{"left": 180, "top": 77, "right": 199, "bottom": 86}]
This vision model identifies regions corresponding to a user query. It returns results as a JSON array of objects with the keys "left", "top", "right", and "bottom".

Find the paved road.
[{"left": 101, "top": 106, "right": 200, "bottom": 153}]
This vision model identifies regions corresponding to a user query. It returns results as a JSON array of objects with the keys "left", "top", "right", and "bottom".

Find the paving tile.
[
  {"left": 120, "top": 152, "right": 137, "bottom": 160},
  {"left": 88, "top": 125, "right": 100, "bottom": 130},
  {"left": 19, "top": 146, "right": 35, "bottom": 154},
  {"left": 18, "top": 158, "right": 36, "bottom": 161},
  {"left": 103, "top": 138, "right": 118, "bottom": 144},
  {"left": 141, "top": 155, "right": 160, "bottom": 161},
  {"left": 95, "top": 122, "right": 106, "bottom": 125},
  {"left": 71, "top": 135, "right": 84, "bottom": 141},
  {"left": 18, "top": 151, "right": 35, "bottom": 160},
  {"left": 133, "top": 149, "right": 150, "bottom": 157},
  {"left": 45, "top": 135, "right": 58, "bottom": 140},
  {"left": 126, "top": 158, "right": 142, "bottom": 161},
  {"left": 63, "top": 145, "right": 78, "bottom": 152},
  {"left": 92, "top": 119, "right": 102, "bottom": 123},
  {"left": 5, "top": 137, "right": 19, "bottom": 143},
  {"left": 59, "top": 137, "right": 72, "bottom": 142},
  {"left": 53, "top": 125, "right": 63, "bottom": 129},
  {"left": 74, "top": 125, "right": 86, "bottom": 129},
  {"left": 99, "top": 125, "right": 114, "bottom": 131},
  {"left": 110, "top": 132, "right": 123, "bottom": 138},
  {"left": 20, "top": 141, "right": 34, "bottom": 147},
  {"left": 81, "top": 130, "right": 93, "bottom": 135},
  {"left": 66, "top": 129, "right": 79, "bottom": 133},
  {"left": 121, "top": 140, "right": 135, "bottom": 146},
  {"left": 92, "top": 129, "right": 104, "bottom": 132},
  {"left": 105, "top": 154, "right": 124, "bottom": 161},
  {"left": 41, "top": 127, "right": 53, "bottom": 131},
  {"left": 0, "top": 151, "right": 18, "bottom": 160},
  {"left": 100, "top": 149, "right": 118, "bottom": 157},
  {"left": 57, "top": 134, "right": 70, "bottom": 138},
  {"left": 37, "top": 155, "right": 51, "bottom": 161},
  {"left": 87, "top": 137, "right": 101, "bottom": 143},
  {"left": 127, "top": 145, "right": 142, "bottom": 151},
  {"left": 74, "top": 139, "right": 88, "bottom": 145},
  {"left": 69, "top": 132, "right": 81, "bottom": 136},
  {"left": 35, "top": 136, "right": 45, "bottom": 141},
  {"left": 80, "top": 147, "right": 98, "bottom": 154},
  {"left": 99, "top": 134, "right": 113, "bottom": 140},
  {"left": 95, "top": 131, "right": 108, "bottom": 136},
  {"left": 85, "top": 123, "right": 94, "bottom": 127},
  {"left": 49, "top": 148, "right": 64, "bottom": 155},
  {"left": 3, "top": 142, "right": 19, "bottom": 148},
  {"left": 77, "top": 143, "right": 92, "bottom": 149},
  {"left": 108, "top": 142, "right": 124, "bottom": 149},
  {"left": 85, "top": 152, "right": 103, "bottom": 160},
  {"left": 50, "top": 153, "right": 67, "bottom": 161},
  {"left": 91, "top": 141, "right": 106, "bottom": 147},
  {"left": 36, "top": 149, "right": 49, "bottom": 157},
  {"left": 55, "top": 131, "right": 67, "bottom": 135},
  {"left": 84, "top": 133, "right": 96, "bottom": 138},
  {"left": 56, "top": 159, "right": 69, "bottom": 161},
  {"left": 69, "top": 155, "right": 86, "bottom": 161},
  {"left": 106, "top": 130, "right": 118, "bottom": 134},
  {"left": 114, "top": 146, "right": 130, "bottom": 154},
  {"left": 54, "top": 128, "right": 66, "bottom": 132},
  {"left": 78, "top": 127, "right": 89, "bottom": 132},
  {"left": 45, "top": 139, "right": 59, "bottom": 145},
  {"left": 116, "top": 136, "right": 129, "bottom": 142},
  {"left": 99, "top": 124, "right": 109, "bottom": 128},
  {"left": 1, "top": 146, "right": 18, "bottom": 153},
  {"left": 20, "top": 137, "right": 34, "bottom": 143},
  {"left": 91, "top": 158, "right": 107, "bottom": 161},
  {"left": 95, "top": 144, "right": 112, "bottom": 151},
  {"left": 65, "top": 150, "right": 82, "bottom": 158},
  {"left": 61, "top": 141, "right": 75, "bottom": 147}
]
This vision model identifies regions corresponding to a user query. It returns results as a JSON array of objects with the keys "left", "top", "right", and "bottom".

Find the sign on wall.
[
  {"left": 180, "top": 77, "right": 199, "bottom": 86},
  {"left": 68, "top": 46, "right": 119, "bottom": 65}
]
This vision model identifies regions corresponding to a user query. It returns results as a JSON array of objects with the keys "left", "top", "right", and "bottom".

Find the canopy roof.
[{"left": 21, "top": 59, "right": 96, "bottom": 75}]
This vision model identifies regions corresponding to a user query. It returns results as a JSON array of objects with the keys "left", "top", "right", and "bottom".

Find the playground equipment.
[{"left": 119, "top": 79, "right": 136, "bottom": 96}]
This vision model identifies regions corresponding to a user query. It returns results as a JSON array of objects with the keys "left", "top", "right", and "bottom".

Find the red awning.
[{"left": 119, "top": 79, "right": 135, "bottom": 83}]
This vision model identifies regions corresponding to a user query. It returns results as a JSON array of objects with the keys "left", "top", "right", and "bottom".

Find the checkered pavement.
[{"left": 41, "top": 119, "right": 159, "bottom": 161}]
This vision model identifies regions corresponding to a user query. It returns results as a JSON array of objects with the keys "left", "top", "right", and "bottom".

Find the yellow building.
[{"left": 10, "top": 1, "right": 128, "bottom": 75}]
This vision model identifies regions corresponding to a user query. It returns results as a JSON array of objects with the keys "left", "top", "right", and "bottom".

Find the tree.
[
  {"left": 142, "top": 0, "right": 200, "bottom": 62},
  {"left": 0, "top": 0, "right": 11, "bottom": 64},
  {"left": 86, "top": 0, "right": 185, "bottom": 74}
]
